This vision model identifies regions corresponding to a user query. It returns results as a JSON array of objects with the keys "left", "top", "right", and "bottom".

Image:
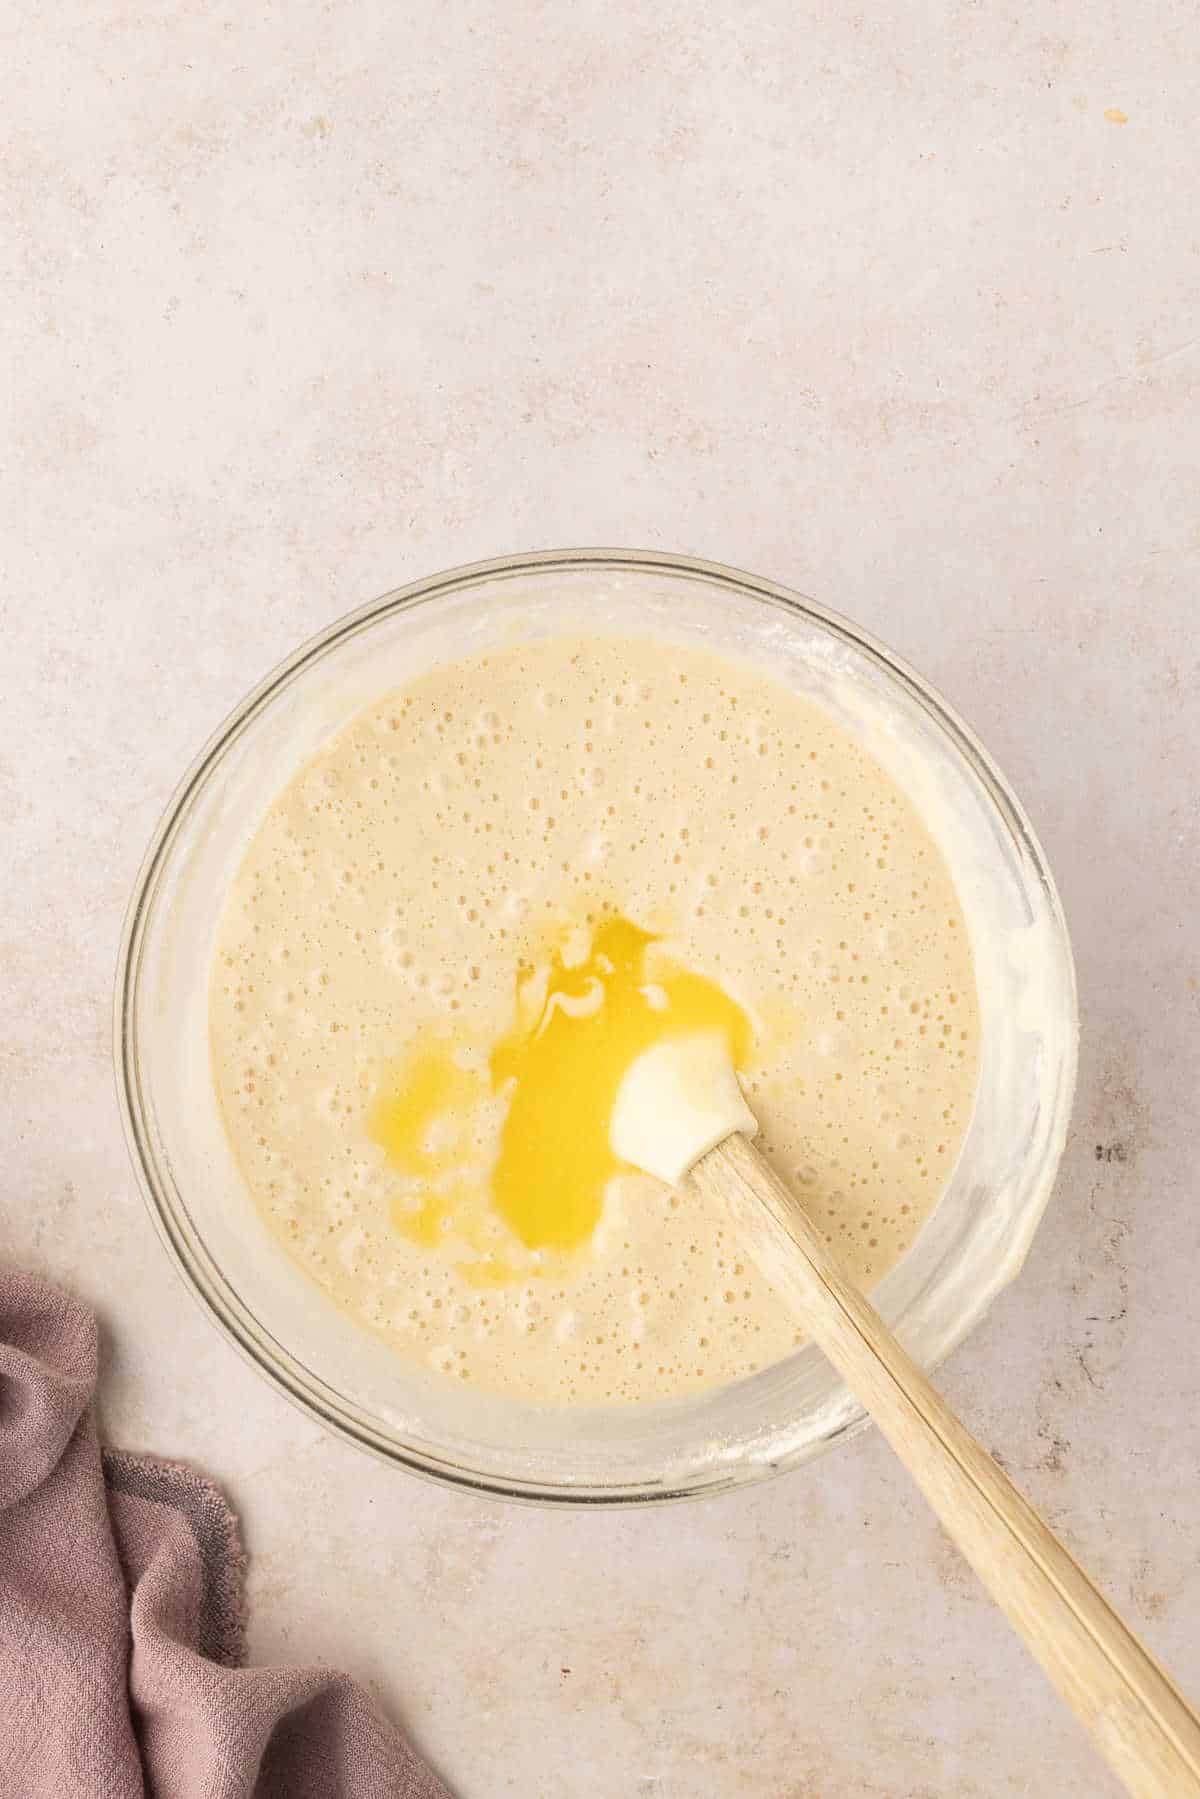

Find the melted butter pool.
[{"left": 369, "top": 914, "right": 751, "bottom": 1260}]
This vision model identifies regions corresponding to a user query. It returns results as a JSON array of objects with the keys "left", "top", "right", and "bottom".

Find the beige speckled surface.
[{"left": 4, "top": 4, "right": 1199, "bottom": 1795}]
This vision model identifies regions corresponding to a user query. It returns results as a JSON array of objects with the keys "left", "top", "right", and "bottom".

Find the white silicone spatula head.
[{"left": 609, "top": 1032, "right": 757, "bottom": 1184}]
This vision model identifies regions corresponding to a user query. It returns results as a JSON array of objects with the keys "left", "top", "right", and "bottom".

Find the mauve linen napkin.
[{"left": 0, "top": 1266, "right": 452, "bottom": 1798}]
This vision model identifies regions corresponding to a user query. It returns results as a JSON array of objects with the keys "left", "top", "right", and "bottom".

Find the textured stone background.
[{"left": 3, "top": 3, "right": 1198, "bottom": 1794}]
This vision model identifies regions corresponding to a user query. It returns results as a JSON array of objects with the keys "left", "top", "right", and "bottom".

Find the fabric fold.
[{"left": 0, "top": 1266, "right": 451, "bottom": 1799}]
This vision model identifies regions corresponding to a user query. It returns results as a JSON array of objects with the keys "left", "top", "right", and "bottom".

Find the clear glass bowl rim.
[{"left": 114, "top": 547, "right": 1078, "bottom": 1506}]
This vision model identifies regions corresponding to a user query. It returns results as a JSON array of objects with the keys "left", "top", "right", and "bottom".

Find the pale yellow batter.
[{"left": 210, "top": 637, "right": 979, "bottom": 1404}]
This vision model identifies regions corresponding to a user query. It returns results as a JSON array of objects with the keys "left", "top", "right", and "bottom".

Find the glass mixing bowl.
[{"left": 116, "top": 550, "right": 1077, "bottom": 1505}]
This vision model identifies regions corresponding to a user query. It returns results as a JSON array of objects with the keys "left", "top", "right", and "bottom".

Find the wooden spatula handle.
[{"left": 693, "top": 1133, "right": 1200, "bottom": 1798}]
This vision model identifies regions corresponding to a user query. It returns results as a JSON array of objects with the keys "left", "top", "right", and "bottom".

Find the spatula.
[{"left": 611, "top": 1035, "right": 1200, "bottom": 1799}]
